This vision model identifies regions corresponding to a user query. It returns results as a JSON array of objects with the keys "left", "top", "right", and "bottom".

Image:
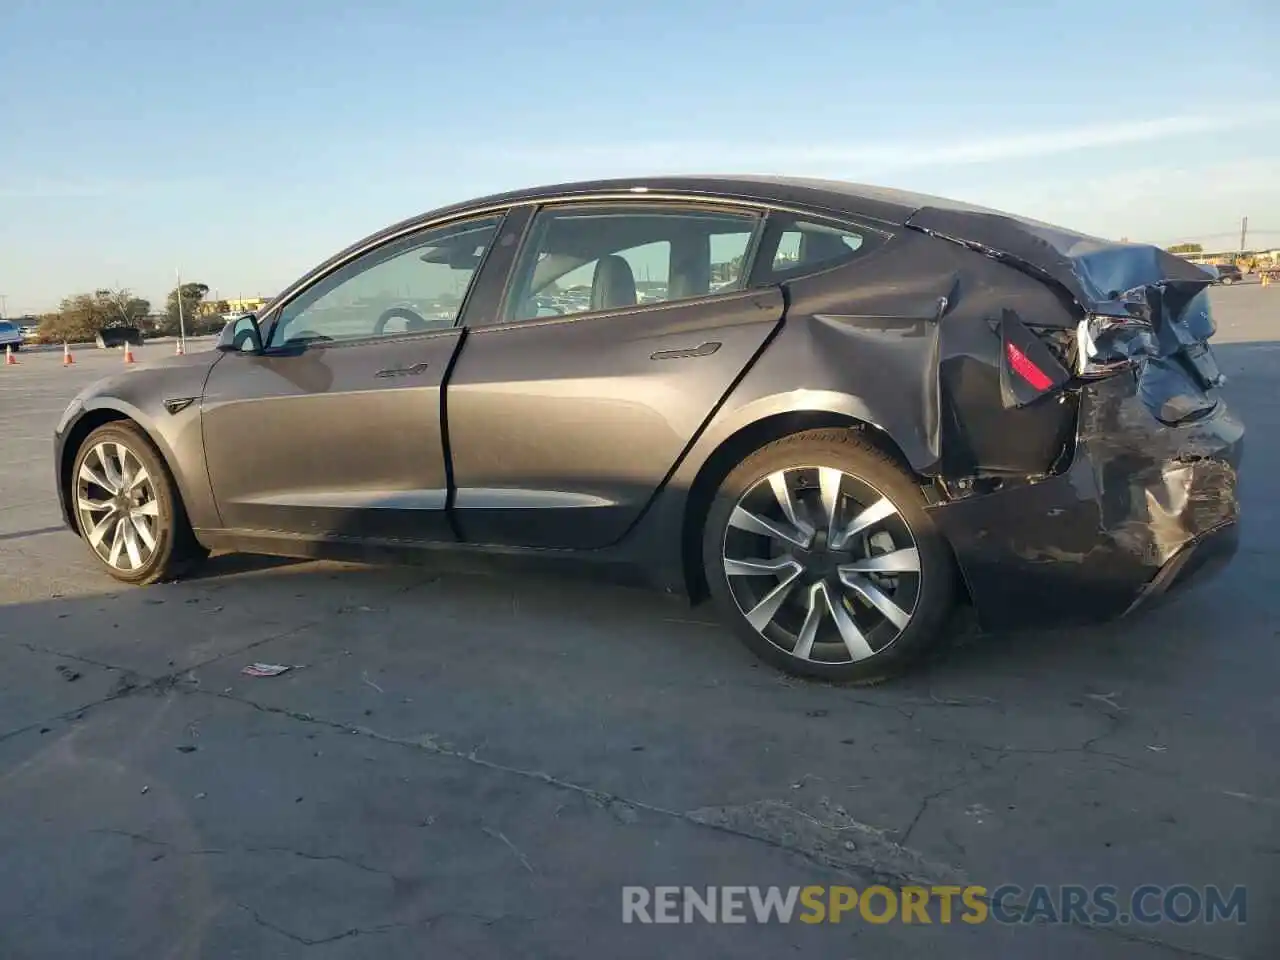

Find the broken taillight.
[
  {"left": 998, "top": 309, "right": 1071, "bottom": 408},
  {"left": 1075, "top": 314, "right": 1153, "bottom": 378}
]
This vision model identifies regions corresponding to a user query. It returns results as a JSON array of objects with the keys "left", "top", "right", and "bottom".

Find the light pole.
[{"left": 175, "top": 271, "right": 188, "bottom": 348}]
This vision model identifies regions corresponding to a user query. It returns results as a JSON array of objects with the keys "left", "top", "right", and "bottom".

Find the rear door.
[
  {"left": 445, "top": 200, "right": 783, "bottom": 549},
  {"left": 201, "top": 213, "right": 507, "bottom": 542}
]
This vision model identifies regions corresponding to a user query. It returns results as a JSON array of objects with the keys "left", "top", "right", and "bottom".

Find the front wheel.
[
  {"left": 72, "top": 422, "right": 208, "bottom": 585},
  {"left": 702, "top": 429, "right": 957, "bottom": 684},
  {"left": 1220, "top": 276, "right": 1235, "bottom": 286}
]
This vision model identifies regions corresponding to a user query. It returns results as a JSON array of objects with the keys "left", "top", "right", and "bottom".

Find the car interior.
[
  {"left": 265, "top": 207, "right": 871, "bottom": 345},
  {"left": 504, "top": 209, "right": 759, "bottom": 322}
]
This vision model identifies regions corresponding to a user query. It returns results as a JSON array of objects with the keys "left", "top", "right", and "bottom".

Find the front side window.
[
  {"left": 271, "top": 214, "right": 503, "bottom": 347},
  {"left": 502, "top": 204, "right": 758, "bottom": 323}
]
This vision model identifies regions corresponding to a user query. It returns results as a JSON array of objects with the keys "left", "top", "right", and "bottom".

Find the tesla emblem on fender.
[
  {"left": 163, "top": 398, "right": 195, "bottom": 414},
  {"left": 650, "top": 341, "right": 722, "bottom": 361}
]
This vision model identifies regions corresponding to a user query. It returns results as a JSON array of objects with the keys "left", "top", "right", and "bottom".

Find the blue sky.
[{"left": 2, "top": 0, "right": 1278, "bottom": 315}]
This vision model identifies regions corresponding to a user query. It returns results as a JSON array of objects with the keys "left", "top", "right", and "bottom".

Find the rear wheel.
[
  {"left": 72, "top": 422, "right": 208, "bottom": 585},
  {"left": 1221, "top": 275, "right": 1235, "bottom": 285},
  {"left": 702, "top": 429, "right": 956, "bottom": 684}
]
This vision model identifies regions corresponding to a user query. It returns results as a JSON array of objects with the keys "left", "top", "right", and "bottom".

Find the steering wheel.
[{"left": 374, "top": 306, "right": 430, "bottom": 336}]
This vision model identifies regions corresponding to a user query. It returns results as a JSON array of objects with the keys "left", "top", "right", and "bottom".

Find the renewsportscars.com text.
[{"left": 622, "top": 884, "right": 1247, "bottom": 926}]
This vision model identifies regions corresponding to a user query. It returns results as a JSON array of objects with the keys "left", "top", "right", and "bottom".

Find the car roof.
[{"left": 401, "top": 175, "right": 995, "bottom": 234}]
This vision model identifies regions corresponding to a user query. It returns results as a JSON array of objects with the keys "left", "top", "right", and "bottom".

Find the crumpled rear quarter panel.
[{"left": 927, "top": 372, "right": 1242, "bottom": 631}]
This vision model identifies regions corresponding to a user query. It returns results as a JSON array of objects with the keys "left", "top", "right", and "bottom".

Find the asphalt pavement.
[{"left": 1, "top": 286, "right": 1278, "bottom": 959}]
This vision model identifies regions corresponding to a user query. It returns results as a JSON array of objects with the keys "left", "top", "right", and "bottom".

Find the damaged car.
[{"left": 53, "top": 176, "right": 1242, "bottom": 682}]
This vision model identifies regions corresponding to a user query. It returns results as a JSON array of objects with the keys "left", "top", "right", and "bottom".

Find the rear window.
[
  {"left": 752, "top": 213, "right": 880, "bottom": 284},
  {"left": 0, "top": 321, "right": 17, "bottom": 332}
]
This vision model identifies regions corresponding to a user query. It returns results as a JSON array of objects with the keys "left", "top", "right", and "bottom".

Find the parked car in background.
[
  {"left": 95, "top": 326, "right": 144, "bottom": 349},
  {"left": 1212, "top": 262, "right": 1243, "bottom": 285},
  {"left": 0, "top": 320, "right": 24, "bottom": 351},
  {"left": 53, "top": 176, "right": 1243, "bottom": 682}
]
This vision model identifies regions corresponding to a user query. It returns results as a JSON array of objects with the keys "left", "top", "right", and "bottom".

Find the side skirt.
[{"left": 193, "top": 527, "right": 683, "bottom": 597}]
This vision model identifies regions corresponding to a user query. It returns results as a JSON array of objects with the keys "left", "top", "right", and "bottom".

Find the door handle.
[
  {"left": 375, "top": 362, "right": 430, "bottom": 379},
  {"left": 650, "top": 341, "right": 721, "bottom": 361}
]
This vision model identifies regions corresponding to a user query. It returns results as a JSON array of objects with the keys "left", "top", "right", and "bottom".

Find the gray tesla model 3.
[{"left": 54, "top": 176, "right": 1243, "bottom": 682}]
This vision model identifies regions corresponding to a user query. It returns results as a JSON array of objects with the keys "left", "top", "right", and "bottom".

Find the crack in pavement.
[
  {"left": 0, "top": 577, "right": 439, "bottom": 743},
  {"left": 238, "top": 903, "right": 525, "bottom": 947},
  {"left": 899, "top": 778, "right": 974, "bottom": 849},
  {"left": 17, "top": 641, "right": 135, "bottom": 675},
  {"left": 91, "top": 828, "right": 392, "bottom": 878},
  {"left": 194, "top": 688, "right": 1249, "bottom": 959},
  {"left": 1074, "top": 924, "right": 1241, "bottom": 960},
  {"left": 198, "top": 686, "right": 967, "bottom": 890}
]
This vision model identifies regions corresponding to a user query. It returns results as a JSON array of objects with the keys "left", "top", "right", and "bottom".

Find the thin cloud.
[{"left": 495, "top": 104, "right": 1280, "bottom": 175}]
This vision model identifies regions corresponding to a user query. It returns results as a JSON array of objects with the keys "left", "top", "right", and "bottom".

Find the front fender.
[{"left": 54, "top": 356, "right": 223, "bottom": 534}]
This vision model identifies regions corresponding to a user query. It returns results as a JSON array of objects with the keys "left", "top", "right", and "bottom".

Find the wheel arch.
[
  {"left": 58, "top": 403, "right": 193, "bottom": 535},
  {"left": 678, "top": 409, "right": 926, "bottom": 603}
]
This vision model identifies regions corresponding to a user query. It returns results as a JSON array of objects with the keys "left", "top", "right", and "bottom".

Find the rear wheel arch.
[{"left": 679, "top": 411, "right": 926, "bottom": 603}]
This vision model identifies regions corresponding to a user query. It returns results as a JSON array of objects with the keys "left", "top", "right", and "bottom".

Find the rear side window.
[{"left": 753, "top": 214, "right": 879, "bottom": 284}]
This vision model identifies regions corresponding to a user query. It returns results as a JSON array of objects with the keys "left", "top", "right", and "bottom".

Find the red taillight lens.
[
  {"left": 997, "top": 309, "right": 1071, "bottom": 409},
  {"left": 1005, "top": 340, "right": 1054, "bottom": 391}
]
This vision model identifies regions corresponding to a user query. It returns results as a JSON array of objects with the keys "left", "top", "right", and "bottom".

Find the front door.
[
  {"left": 201, "top": 213, "right": 506, "bottom": 542},
  {"left": 446, "top": 201, "right": 784, "bottom": 549}
]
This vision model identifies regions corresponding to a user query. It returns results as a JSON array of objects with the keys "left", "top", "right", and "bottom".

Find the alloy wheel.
[
  {"left": 722, "top": 466, "right": 921, "bottom": 664},
  {"left": 75, "top": 441, "right": 162, "bottom": 572}
]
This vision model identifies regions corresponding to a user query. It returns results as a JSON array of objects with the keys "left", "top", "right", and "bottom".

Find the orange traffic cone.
[
  {"left": 4, "top": 345, "right": 17, "bottom": 365},
  {"left": 62, "top": 342, "right": 75, "bottom": 366},
  {"left": 175, "top": 339, "right": 185, "bottom": 356},
  {"left": 123, "top": 342, "right": 136, "bottom": 364}
]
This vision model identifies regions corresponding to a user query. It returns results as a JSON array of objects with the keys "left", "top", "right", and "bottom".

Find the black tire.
[
  {"left": 702, "top": 428, "right": 957, "bottom": 684},
  {"left": 1221, "top": 276, "right": 1234, "bottom": 286},
  {"left": 71, "top": 421, "right": 209, "bottom": 585}
]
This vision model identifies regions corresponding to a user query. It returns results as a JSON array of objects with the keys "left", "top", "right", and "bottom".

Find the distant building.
[
  {"left": 196, "top": 296, "right": 270, "bottom": 318},
  {"left": 1173, "top": 249, "right": 1277, "bottom": 267}
]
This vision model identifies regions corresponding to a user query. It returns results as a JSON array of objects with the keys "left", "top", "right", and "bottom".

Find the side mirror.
[{"left": 217, "top": 313, "right": 264, "bottom": 354}]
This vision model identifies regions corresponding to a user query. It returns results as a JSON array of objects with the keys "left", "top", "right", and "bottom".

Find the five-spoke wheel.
[{"left": 704, "top": 429, "right": 955, "bottom": 683}]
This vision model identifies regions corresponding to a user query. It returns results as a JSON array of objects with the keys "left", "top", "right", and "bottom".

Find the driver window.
[{"left": 271, "top": 215, "right": 502, "bottom": 347}]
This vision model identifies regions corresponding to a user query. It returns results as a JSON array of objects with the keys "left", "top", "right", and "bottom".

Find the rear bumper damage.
[{"left": 928, "top": 373, "right": 1243, "bottom": 632}]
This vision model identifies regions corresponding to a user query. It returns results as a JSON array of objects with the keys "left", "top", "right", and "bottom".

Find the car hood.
[{"left": 906, "top": 205, "right": 1211, "bottom": 316}]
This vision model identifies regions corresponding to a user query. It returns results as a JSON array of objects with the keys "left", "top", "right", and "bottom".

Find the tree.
[
  {"left": 98, "top": 288, "right": 150, "bottom": 328},
  {"left": 1168, "top": 242, "right": 1203, "bottom": 255},
  {"left": 36, "top": 288, "right": 149, "bottom": 343},
  {"left": 35, "top": 311, "right": 72, "bottom": 344},
  {"left": 162, "top": 282, "right": 210, "bottom": 336}
]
